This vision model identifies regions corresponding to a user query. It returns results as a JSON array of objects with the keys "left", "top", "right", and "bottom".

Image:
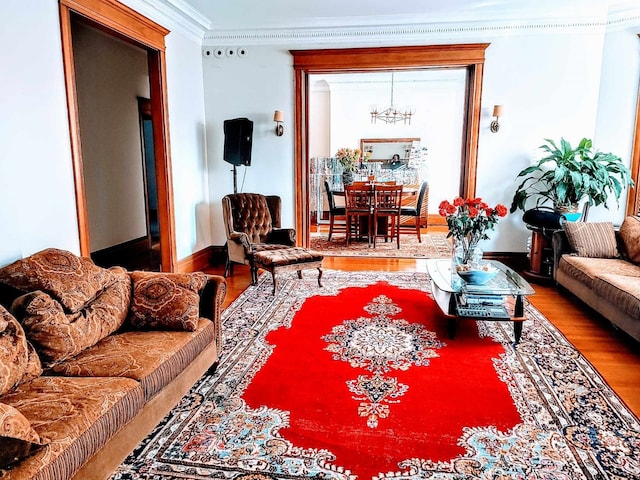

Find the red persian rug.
[{"left": 112, "top": 271, "right": 640, "bottom": 480}]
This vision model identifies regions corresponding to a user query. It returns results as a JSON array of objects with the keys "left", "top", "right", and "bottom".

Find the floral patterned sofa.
[
  {"left": 552, "top": 216, "right": 640, "bottom": 342},
  {"left": 0, "top": 248, "right": 226, "bottom": 479}
]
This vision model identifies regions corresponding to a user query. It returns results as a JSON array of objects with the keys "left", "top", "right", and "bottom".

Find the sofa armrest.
[
  {"left": 267, "top": 228, "right": 296, "bottom": 246},
  {"left": 199, "top": 275, "right": 227, "bottom": 357}
]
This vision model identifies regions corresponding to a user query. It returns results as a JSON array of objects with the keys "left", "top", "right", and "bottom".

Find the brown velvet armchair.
[{"left": 221, "top": 193, "right": 296, "bottom": 284}]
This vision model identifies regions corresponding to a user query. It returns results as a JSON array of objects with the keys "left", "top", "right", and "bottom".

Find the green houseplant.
[{"left": 510, "top": 137, "right": 634, "bottom": 216}]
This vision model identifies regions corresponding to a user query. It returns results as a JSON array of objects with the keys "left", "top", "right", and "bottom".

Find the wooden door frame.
[
  {"left": 627, "top": 33, "right": 640, "bottom": 216},
  {"left": 59, "top": 0, "right": 177, "bottom": 271},
  {"left": 291, "top": 44, "right": 489, "bottom": 247}
]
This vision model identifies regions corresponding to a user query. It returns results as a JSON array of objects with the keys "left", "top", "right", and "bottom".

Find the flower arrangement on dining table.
[
  {"left": 335, "top": 148, "right": 370, "bottom": 172},
  {"left": 439, "top": 197, "right": 508, "bottom": 266}
]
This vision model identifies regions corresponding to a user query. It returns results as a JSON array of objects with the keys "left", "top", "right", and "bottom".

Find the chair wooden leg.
[
  {"left": 345, "top": 217, "right": 352, "bottom": 246},
  {"left": 224, "top": 256, "right": 234, "bottom": 277},
  {"left": 328, "top": 216, "right": 334, "bottom": 241},
  {"left": 250, "top": 264, "right": 258, "bottom": 285},
  {"left": 416, "top": 216, "right": 422, "bottom": 242}
]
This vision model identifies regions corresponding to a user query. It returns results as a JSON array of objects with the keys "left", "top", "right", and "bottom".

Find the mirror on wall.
[{"left": 360, "top": 137, "right": 419, "bottom": 168}]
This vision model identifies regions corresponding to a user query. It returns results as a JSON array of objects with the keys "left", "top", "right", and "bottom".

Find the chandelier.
[{"left": 370, "top": 73, "right": 415, "bottom": 125}]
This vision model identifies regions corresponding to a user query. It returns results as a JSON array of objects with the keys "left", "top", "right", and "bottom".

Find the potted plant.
[
  {"left": 335, "top": 147, "right": 363, "bottom": 185},
  {"left": 510, "top": 137, "right": 634, "bottom": 219}
]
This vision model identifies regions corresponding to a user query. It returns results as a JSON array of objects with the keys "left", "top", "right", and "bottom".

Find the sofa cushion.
[
  {"left": 592, "top": 274, "right": 640, "bottom": 319},
  {"left": 0, "top": 249, "right": 116, "bottom": 313},
  {"left": 619, "top": 215, "right": 640, "bottom": 264},
  {"left": 563, "top": 222, "right": 619, "bottom": 258},
  {"left": 558, "top": 256, "right": 640, "bottom": 288},
  {"left": 10, "top": 267, "right": 131, "bottom": 365},
  {"left": 49, "top": 318, "right": 217, "bottom": 399},
  {"left": 128, "top": 271, "right": 208, "bottom": 332},
  {"left": 0, "top": 376, "right": 144, "bottom": 480},
  {"left": 0, "top": 306, "right": 42, "bottom": 396},
  {"left": 0, "top": 402, "right": 47, "bottom": 469}
]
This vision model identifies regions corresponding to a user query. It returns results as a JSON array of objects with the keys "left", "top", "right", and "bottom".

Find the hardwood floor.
[{"left": 204, "top": 250, "right": 640, "bottom": 418}]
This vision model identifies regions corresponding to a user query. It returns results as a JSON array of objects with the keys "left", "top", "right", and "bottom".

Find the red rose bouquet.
[{"left": 439, "top": 197, "right": 508, "bottom": 265}]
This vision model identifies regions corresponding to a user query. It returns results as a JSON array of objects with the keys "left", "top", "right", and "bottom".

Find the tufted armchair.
[{"left": 221, "top": 193, "right": 296, "bottom": 283}]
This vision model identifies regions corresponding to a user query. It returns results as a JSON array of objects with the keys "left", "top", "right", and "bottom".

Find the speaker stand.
[{"left": 232, "top": 165, "right": 238, "bottom": 194}]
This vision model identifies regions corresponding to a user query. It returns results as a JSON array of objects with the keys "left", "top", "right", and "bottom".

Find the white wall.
[
  {"left": 0, "top": 0, "right": 79, "bottom": 266},
  {"left": 164, "top": 32, "right": 211, "bottom": 260},
  {"left": 203, "top": 46, "right": 295, "bottom": 242},
  {"left": 477, "top": 29, "right": 607, "bottom": 253},
  {"left": 0, "top": 0, "right": 208, "bottom": 266}
]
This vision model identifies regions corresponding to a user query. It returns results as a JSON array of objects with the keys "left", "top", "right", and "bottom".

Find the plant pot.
[{"left": 554, "top": 203, "right": 581, "bottom": 222}]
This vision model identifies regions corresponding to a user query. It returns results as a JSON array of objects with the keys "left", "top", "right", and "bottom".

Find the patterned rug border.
[
  {"left": 309, "top": 232, "right": 452, "bottom": 259},
  {"left": 112, "top": 270, "right": 640, "bottom": 480}
]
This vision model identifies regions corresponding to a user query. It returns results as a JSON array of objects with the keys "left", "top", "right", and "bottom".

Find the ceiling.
[{"left": 183, "top": 0, "right": 634, "bottom": 32}]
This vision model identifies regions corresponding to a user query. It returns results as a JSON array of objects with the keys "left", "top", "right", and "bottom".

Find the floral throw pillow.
[
  {"left": 0, "top": 248, "right": 116, "bottom": 313},
  {"left": 9, "top": 267, "right": 131, "bottom": 365},
  {"left": 0, "top": 402, "right": 47, "bottom": 469},
  {"left": 563, "top": 222, "right": 619, "bottom": 258},
  {"left": 0, "top": 306, "right": 42, "bottom": 397},
  {"left": 128, "top": 271, "right": 208, "bottom": 331}
]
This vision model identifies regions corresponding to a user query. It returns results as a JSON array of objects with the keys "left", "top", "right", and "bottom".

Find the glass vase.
[{"left": 452, "top": 238, "right": 483, "bottom": 271}]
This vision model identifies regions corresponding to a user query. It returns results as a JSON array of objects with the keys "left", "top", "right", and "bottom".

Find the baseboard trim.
[{"left": 177, "top": 246, "right": 215, "bottom": 273}]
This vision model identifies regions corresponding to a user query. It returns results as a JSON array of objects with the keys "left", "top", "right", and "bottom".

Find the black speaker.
[
  {"left": 522, "top": 208, "right": 566, "bottom": 229},
  {"left": 223, "top": 118, "right": 253, "bottom": 166}
]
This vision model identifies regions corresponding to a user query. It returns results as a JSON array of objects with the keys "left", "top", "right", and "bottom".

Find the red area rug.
[{"left": 112, "top": 270, "right": 640, "bottom": 480}]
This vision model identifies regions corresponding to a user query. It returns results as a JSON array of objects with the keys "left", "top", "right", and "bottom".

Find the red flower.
[
  {"left": 438, "top": 200, "right": 451, "bottom": 210},
  {"left": 485, "top": 207, "right": 494, "bottom": 216},
  {"left": 495, "top": 204, "right": 508, "bottom": 217},
  {"left": 453, "top": 197, "right": 465, "bottom": 207},
  {"left": 468, "top": 206, "right": 478, "bottom": 217},
  {"left": 446, "top": 204, "right": 456, "bottom": 215}
]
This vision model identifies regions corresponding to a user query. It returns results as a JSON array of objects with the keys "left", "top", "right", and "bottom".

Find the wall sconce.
[
  {"left": 273, "top": 110, "right": 284, "bottom": 136},
  {"left": 490, "top": 105, "right": 503, "bottom": 133}
]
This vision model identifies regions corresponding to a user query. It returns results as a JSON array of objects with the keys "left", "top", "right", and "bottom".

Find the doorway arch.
[
  {"left": 59, "top": 0, "right": 177, "bottom": 271},
  {"left": 291, "top": 44, "right": 489, "bottom": 247}
]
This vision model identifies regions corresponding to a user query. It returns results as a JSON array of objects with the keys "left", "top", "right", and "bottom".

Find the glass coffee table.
[{"left": 426, "top": 259, "right": 535, "bottom": 344}]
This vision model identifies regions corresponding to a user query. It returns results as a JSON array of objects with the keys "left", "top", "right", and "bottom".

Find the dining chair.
[
  {"left": 372, "top": 184, "right": 403, "bottom": 248},
  {"left": 324, "top": 180, "right": 346, "bottom": 240},
  {"left": 344, "top": 184, "right": 374, "bottom": 246},
  {"left": 399, "top": 181, "right": 429, "bottom": 242}
]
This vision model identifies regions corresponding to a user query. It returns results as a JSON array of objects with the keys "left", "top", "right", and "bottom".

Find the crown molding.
[
  {"left": 202, "top": 19, "right": 612, "bottom": 47},
  {"left": 122, "top": 0, "right": 210, "bottom": 42}
]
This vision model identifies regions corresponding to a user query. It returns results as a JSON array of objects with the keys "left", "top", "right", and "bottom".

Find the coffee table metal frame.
[{"left": 426, "top": 259, "right": 535, "bottom": 344}]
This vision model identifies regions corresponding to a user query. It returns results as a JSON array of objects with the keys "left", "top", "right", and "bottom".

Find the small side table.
[{"left": 524, "top": 227, "right": 557, "bottom": 282}]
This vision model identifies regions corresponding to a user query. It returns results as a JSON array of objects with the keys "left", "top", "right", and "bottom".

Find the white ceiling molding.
[
  {"left": 202, "top": 19, "right": 610, "bottom": 47},
  {"left": 122, "top": 0, "right": 211, "bottom": 42}
]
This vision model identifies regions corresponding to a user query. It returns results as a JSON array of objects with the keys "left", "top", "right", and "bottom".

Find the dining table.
[{"left": 332, "top": 183, "right": 419, "bottom": 245}]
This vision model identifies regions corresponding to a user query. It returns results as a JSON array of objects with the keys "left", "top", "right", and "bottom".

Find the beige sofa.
[
  {"left": 552, "top": 216, "right": 640, "bottom": 342},
  {"left": 0, "top": 248, "right": 226, "bottom": 480}
]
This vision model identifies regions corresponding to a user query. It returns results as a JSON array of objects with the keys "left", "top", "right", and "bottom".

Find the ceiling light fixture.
[{"left": 370, "top": 73, "right": 415, "bottom": 125}]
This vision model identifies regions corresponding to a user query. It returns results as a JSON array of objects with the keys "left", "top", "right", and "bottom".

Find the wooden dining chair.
[
  {"left": 324, "top": 180, "right": 346, "bottom": 240},
  {"left": 372, "top": 184, "right": 403, "bottom": 248},
  {"left": 344, "top": 184, "right": 373, "bottom": 246},
  {"left": 398, "top": 181, "right": 429, "bottom": 242}
]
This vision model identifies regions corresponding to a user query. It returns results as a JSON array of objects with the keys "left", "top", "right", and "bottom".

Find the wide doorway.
[
  {"left": 308, "top": 69, "right": 467, "bottom": 238},
  {"left": 291, "top": 44, "right": 489, "bottom": 248}
]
